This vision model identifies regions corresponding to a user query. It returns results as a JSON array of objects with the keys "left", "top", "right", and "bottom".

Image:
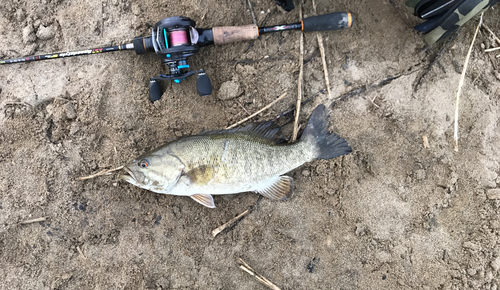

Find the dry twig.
[
  {"left": 212, "top": 209, "right": 250, "bottom": 237},
  {"left": 312, "top": 0, "right": 332, "bottom": 100},
  {"left": 454, "top": 13, "right": 483, "bottom": 152},
  {"left": 77, "top": 165, "right": 124, "bottom": 180},
  {"left": 246, "top": 0, "right": 257, "bottom": 26},
  {"left": 77, "top": 246, "right": 88, "bottom": 260},
  {"left": 482, "top": 23, "right": 500, "bottom": 46},
  {"left": 422, "top": 135, "right": 429, "bottom": 148},
  {"left": 236, "top": 100, "right": 251, "bottom": 116},
  {"left": 292, "top": 4, "right": 304, "bottom": 142},
  {"left": 485, "top": 47, "right": 500, "bottom": 52},
  {"left": 367, "top": 95, "right": 380, "bottom": 108},
  {"left": 20, "top": 216, "right": 47, "bottom": 224},
  {"left": 226, "top": 93, "right": 288, "bottom": 129},
  {"left": 238, "top": 258, "right": 281, "bottom": 290}
]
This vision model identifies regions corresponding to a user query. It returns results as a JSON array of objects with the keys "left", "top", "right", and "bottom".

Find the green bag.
[{"left": 406, "top": 0, "right": 498, "bottom": 45}]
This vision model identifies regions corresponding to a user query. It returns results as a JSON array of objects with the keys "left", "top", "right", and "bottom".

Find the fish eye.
[{"left": 138, "top": 159, "right": 149, "bottom": 168}]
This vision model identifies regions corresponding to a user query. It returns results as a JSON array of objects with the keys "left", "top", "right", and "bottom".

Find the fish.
[{"left": 121, "top": 104, "right": 352, "bottom": 208}]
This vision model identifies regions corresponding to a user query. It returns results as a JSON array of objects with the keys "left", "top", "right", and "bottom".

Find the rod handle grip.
[
  {"left": 212, "top": 24, "right": 259, "bottom": 45},
  {"left": 302, "top": 12, "right": 352, "bottom": 32}
]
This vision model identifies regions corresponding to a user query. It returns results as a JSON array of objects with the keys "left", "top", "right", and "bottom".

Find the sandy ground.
[{"left": 1, "top": 0, "right": 500, "bottom": 289}]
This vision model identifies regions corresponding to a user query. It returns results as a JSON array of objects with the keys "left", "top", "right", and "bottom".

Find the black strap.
[{"left": 414, "top": 0, "right": 461, "bottom": 18}]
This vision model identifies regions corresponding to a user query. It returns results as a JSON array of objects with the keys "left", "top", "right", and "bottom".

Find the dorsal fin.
[{"left": 197, "top": 121, "right": 283, "bottom": 142}]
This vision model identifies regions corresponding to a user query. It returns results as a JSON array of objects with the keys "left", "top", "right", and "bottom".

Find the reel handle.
[
  {"left": 212, "top": 24, "right": 259, "bottom": 45},
  {"left": 149, "top": 80, "right": 163, "bottom": 102},
  {"left": 301, "top": 12, "right": 352, "bottom": 32},
  {"left": 210, "top": 11, "right": 352, "bottom": 45}
]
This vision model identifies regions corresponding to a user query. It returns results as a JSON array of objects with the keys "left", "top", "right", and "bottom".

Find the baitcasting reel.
[
  {"left": 1, "top": 12, "right": 353, "bottom": 102},
  {"left": 132, "top": 16, "right": 213, "bottom": 101}
]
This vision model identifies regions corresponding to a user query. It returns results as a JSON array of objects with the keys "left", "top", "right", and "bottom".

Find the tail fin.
[{"left": 301, "top": 104, "right": 352, "bottom": 159}]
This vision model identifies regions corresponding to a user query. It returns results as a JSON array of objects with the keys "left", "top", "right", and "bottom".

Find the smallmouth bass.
[{"left": 121, "top": 104, "right": 352, "bottom": 208}]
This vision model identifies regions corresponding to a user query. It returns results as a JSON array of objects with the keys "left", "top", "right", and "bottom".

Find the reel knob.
[
  {"left": 149, "top": 80, "right": 163, "bottom": 102},
  {"left": 196, "top": 70, "right": 212, "bottom": 96}
]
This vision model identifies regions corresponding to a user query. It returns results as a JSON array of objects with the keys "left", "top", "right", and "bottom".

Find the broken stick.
[
  {"left": 226, "top": 92, "right": 288, "bottom": 129},
  {"left": 482, "top": 23, "right": 500, "bottom": 46},
  {"left": 20, "top": 216, "right": 47, "bottom": 224},
  {"left": 312, "top": 0, "right": 332, "bottom": 100},
  {"left": 485, "top": 47, "right": 500, "bottom": 52},
  {"left": 454, "top": 13, "right": 483, "bottom": 152},
  {"left": 292, "top": 7, "right": 304, "bottom": 142},
  {"left": 212, "top": 209, "right": 250, "bottom": 237},
  {"left": 238, "top": 258, "right": 281, "bottom": 290},
  {"left": 77, "top": 165, "right": 124, "bottom": 180},
  {"left": 77, "top": 246, "right": 88, "bottom": 260}
]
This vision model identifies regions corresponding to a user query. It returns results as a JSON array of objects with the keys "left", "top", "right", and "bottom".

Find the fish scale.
[{"left": 166, "top": 134, "right": 315, "bottom": 195}]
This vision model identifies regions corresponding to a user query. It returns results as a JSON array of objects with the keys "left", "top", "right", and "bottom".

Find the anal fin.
[
  {"left": 255, "top": 176, "right": 294, "bottom": 201},
  {"left": 190, "top": 194, "right": 215, "bottom": 208}
]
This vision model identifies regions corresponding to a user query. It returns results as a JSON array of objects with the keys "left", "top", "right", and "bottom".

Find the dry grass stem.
[
  {"left": 482, "top": 23, "right": 500, "bottom": 46},
  {"left": 77, "top": 246, "right": 88, "bottom": 260},
  {"left": 226, "top": 93, "right": 287, "bottom": 129},
  {"left": 20, "top": 217, "right": 47, "bottom": 224},
  {"left": 317, "top": 34, "right": 332, "bottom": 98},
  {"left": 236, "top": 100, "right": 251, "bottom": 116},
  {"left": 238, "top": 258, "right": 281, "bottom": 290},
  {"left": 77, "top": 165, "right": 124, "bottom": 180},
  {"left": 485, "top": 47, "right": 500, "bottom": 52},
  {"left": 422, "top": 135, "right": 429, "bottom": 148},
  {"left": 312, "top": 0, "right": 332, "bottom": 99},
  {"left": 368, "top": 95, "right": 380, "bottom": 108},
  {"left": 454, "top": 13, "right": 483, "bottom": 152},
  {"left": 246, "top": 0, "right": 257, "bottom": 26},
  {"left": 292, "top": 11, "right": 304, "bottom": 142},
  {"left": 212, "top": 209, "right": 250, "bottom": 237},
  {"left": 5, "top": 101, "right": 33, "bottom": 107}
]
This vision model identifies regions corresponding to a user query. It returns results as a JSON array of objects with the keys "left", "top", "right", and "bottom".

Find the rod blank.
[{"left": 0, "top": 43, "right": 134, "bottom": 65}]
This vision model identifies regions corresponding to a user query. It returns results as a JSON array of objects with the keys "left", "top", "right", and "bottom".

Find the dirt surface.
[{"left": 1, "top": 0, "right": 500, "bottom": 289}]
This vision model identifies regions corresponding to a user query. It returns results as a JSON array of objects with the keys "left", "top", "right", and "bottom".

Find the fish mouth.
[{"left": 120, "top": 166, "right": 137, "bottom": 185}]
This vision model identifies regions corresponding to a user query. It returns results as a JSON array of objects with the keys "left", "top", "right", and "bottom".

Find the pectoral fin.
[
  {"left": 255, "top": 176, "right": 294, "bottom": 201},
  {"left": 190, "top": 194, "right": 215, "bottom": 208}
]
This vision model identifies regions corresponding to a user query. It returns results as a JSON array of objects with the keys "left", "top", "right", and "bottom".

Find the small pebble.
[
  {"left": 217, "top": 80, "right": 243, "bottom": 101},
  {"left": 486, "top": 189, "right": 500, "bottom": 200},
  {"left": 70, "top": 123, "right": 80, "bottom": 135},
  {"left": 15, "top": 9, "right": 25, "bottom": 22},
  {"left": 463, "top": 241, "right": 481, "bottom": 251},
  {"left": 494, "top": 71, "right": 500, "bottom": 81},
  {"left": 467, "top": 268, "right": 477, "bottom": 276},
  {"left": 64, "top": 103, "right": 77, "bottom": 120},
  {"left": 23, "top": 24, "right": 36, "bottom": 44},
  {"left": 37, "top": 24, "right": 56, "bottom": 40},
  {"left": 491, "top": 256, "right": 500, "bottom": 271},
  {"left": 131, "top": 3, "right": 141, "bottom": 15}
]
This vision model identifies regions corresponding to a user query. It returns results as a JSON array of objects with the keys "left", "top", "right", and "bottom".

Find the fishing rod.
[{"left": 1, "top": 12, "right": 353, "bottom": 102}]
